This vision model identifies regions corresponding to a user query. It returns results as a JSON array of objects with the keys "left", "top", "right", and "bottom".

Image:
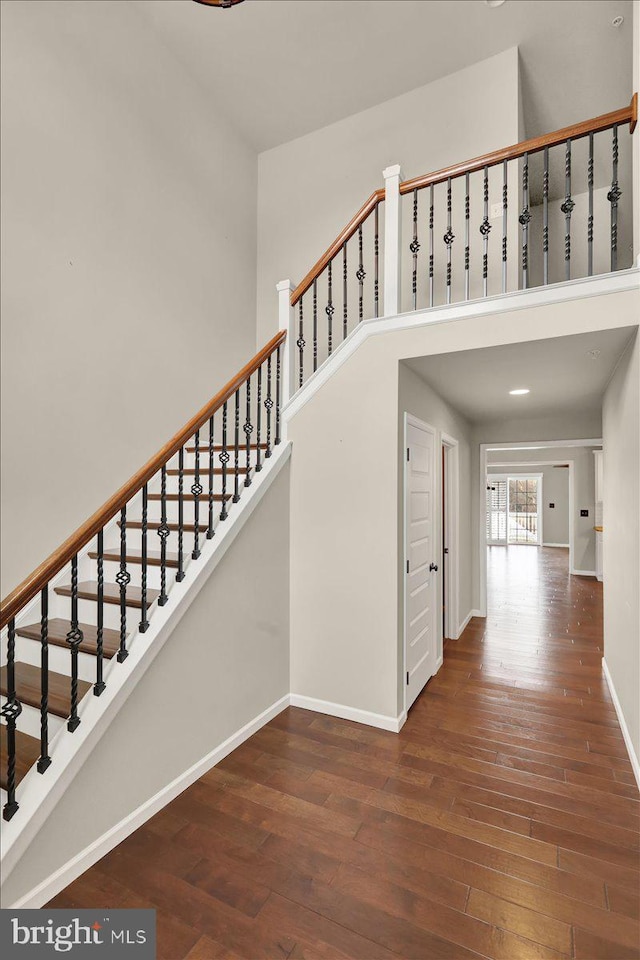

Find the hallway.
[{"left": 49, "top": 548, "right": 639, "bottom": 959}]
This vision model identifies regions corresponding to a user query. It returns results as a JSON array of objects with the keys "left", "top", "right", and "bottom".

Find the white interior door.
[{"left": 404, "top": 415, "right": 438, "bottom": 711}]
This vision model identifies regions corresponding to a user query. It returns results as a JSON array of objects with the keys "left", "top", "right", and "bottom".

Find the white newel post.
[
  {"left": 383, "top": 164, "right": 403, "bottom": 317},
  {"left": 276, "top": 279, "right": 295, "bottom": 417}
]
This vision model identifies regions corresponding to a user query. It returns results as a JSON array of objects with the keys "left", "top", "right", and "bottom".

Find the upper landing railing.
[{"left": 280, "top": 95, "right": 637, "bottom": 391}]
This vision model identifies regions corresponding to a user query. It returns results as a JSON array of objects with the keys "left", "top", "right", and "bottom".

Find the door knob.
[{"left": 429, "top": 562, "right": 438, "bottom": 572}]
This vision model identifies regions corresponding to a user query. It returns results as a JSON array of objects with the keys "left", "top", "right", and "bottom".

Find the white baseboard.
[
  {"left": 289, "top": 693, "right": 405, "bottom": 733},
  {"left": 543, "top": 542, "right": 570, "bottom": 548},
  {"left": 571, "top": 568, "right": 597, "bottom": 577},
  {"left": 8, "top": 694, "right": 291, "bottom": 909},
  {"left": 456, "top": 609, "right": 482, "bottom": 637},
  {"left": 602, "top": 659, "right": 640, "bottom": 791}
]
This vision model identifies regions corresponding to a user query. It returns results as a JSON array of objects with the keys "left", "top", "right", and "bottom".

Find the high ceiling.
[
  {"left": 132, "top": 0, "right": 633, "bottom": 152},
  {"left": 404, "top": 328, "right": 635, "bottom": 423}
]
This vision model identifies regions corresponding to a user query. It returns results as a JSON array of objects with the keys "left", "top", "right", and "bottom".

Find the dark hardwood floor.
[{"left": 48, "top": 546, "right": 640, "bottom": 959}]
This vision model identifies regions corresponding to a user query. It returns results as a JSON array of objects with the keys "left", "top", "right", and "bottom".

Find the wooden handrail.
[
  {"left": 400, "top": 95, "right": 637, "bottom": 195},
  {"left": 0, "top": 329, "right": 287, "bottom": 629},
  {"left": 291, "top": 189, "right": 384, "bottom": 306}
]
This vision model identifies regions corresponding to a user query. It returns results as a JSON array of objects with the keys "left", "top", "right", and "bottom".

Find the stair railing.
[
  {"left": 282, "top": 95, "right": 637, "bottom": 392},
  {"left": 0, "top": 329, "right": 287, "bottom": 820}
]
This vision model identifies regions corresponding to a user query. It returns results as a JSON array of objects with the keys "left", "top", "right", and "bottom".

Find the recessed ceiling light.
[
  {"left": 509, "top": 388, "right": 530, "bottom": 395},
  {"left": 611, "top": 15, "right": 624, "bottom": 27},
  {"left": 484, "top": 1, "right": 507, "bottom": 6}
]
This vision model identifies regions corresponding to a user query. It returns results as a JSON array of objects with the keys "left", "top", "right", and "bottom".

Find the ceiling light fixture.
[
  {"left": 587, "top": 349, "right": 601, "bottom": 360},
  {"left": 484, "top": 1, "right": 507, "bottom": 7},
  {"left": 509, "top": 388, "right": 530, "bottom": 395},
  {"left": 611, "top": 16, "right": 624, "bottom": 27},
  {"left": 192, "top": 0, "right": 245, "bottom": 8}
]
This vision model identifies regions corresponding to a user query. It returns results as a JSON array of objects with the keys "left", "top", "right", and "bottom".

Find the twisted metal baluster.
[
  {"left": 66, "top": 554, "right": 85, "bottom": 729},
  {"left": 244, "top": 376, "right": 253, "bottom": 487},
  {"left": 608, "top": 124, "right": 621, "bottom": 272},
  {"left": 275, "top": 344, "right": 282, "bottom": 445},
  {"left": 326, "top": 261, "right": 333, "bottom": 355},
  {"left": 207, "top": 418, "right": 215, "bottom": 538},
  {"left": 233, "top": 391, "right": 240, "bottom": 503},
  {"left": 480, "top": 165, "right": 491, "bottom": 298},
  {"left": 116, "top": 507, "right": 130, "bottom": 661},
  {"left": 298, "top": 299, "right": 305, "bottom": 388},
  {"left": 37, "top": 586, "right": 51, "bottom": 772},
  {"left": 94, "top": 529, "right": 105, "bottom": 695},
  {"left": 177, "top": 447, "right": 186, "bottom": 569},
  {"left": 158, "top": 467, "right": 169, "bottom": 604},
  {"left": 255, "top": 366, "right": 263, "bottom": 473},
  {"left": 502, "top": 160, "right": 508, "bottom": 293},
  {"left": 220, "top": 402, "right": 230, "bottom": 518},
  {"left": 342, "top": 242, "right": 348, "bottom": 339},
  {"left": 587, "top": 133, "right": 594, "bottom": 277},
  {"left": 2, "top": 618, "right": 21, "bottom": 819},
  {"left": 520, "top": 152, "right": 531, "bottom": 289},
  {"left": 464, "top": 173, "right": 470, "bottom": 300},
  {"left": 357, "top": 223, "right": 365, "bottom": 321},
  {"left": 543, "top": 147, "right": 549, "bottom": 286},
  {"left": 561, "top": 139, "right": 574, "bottom": 281},
  {"left": 192, "top": 429, "right": 202, "bottom": 557},
  {"left": 139, "top": 485, "right": 149, "bottom": 631},
  {"left": 264, "top": 357, "right": 273, "bottom": 458},
  {"left": 374, "top": 204, "right": 379, "bottom": 318},
  {"left": 444, "top": 178, "right": 455, "bottom": 304},
  {"left": 429, "top": 185, "right": 434, "bottom": 307},
  {"left": 410, "top": 188, "right": 420, "bottom": 310},
  {"left": 312, "top": 279, "right": 318, "bottom": 372}
]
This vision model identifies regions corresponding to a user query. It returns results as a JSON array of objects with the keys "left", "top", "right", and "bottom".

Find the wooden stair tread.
[
  {"left": 0, "top": 661, "right": 90, "bottom": 719},
  {"left": 16, "top": 618, "right": 120, "bottom": 659},
  {"left": 147, "top": 493, "right": 230, "bottom": 502},
  {"left": 89, "top": 548, "right": 180, "bottom": 569},
  {"left": 120, "top": 521, "right": 209, "bottom": 533},
  {"left": 186, "top": 443, "right": 268, "bottom": 452},
  {"left": 55, "top": 582, "right": 160, "bottom": 609},
  {"left": 0, "top": 727, "right": 41, "bottom": 791}
]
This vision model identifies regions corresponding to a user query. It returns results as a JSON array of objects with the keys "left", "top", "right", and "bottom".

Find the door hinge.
[
  {"left": 444, "top": 547, "right": 449, "bottom": 554},
  {"left": 406, "top": 671, "right": 409, "bottom": 685},
  {"left": 406, "top": 560, "right": 410, "bottom": 574},
  {"left": 407, "top": 447, "right": 410, "bottom": 461}
]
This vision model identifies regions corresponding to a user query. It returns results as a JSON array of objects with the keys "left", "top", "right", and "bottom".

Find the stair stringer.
[{"left": 0, "top": 440, "right": 292, "bottom": 890}]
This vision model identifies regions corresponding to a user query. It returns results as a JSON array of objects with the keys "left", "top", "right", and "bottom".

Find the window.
[{"left": 486, "top": 474, "right": 542, "bottom": 546}]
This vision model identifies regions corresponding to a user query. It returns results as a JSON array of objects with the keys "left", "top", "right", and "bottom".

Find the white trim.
[
  {"left": 289, "top": 693, "right": 406, "bottom": 733},
  {"left": 1, "top": 442, "right": 292, "bottom": 881},
  {"left": 441, "top": 433, "right": 460, "bottom": 643},
  {"left": 7, "top": 694, "right": 291, "bottom": 909},
  {"left": 602, "top": 659, "right": 640, "bottom": 790},
  {"left": 571, "top": 568, "right": 597, "bottom": 577},
  {"left": 283, "top": 269, "right": 639, "bottom": 423},
  {"left": 457, "top": 609, "right": 481, "bottom": 636},
  {"left": 543, "top": 542, "right": 570, "bottom": 548}
]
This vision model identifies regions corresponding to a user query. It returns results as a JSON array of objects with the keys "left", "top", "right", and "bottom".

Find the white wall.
[
  {"left": 487, "top": 463, "right": 570, "bottom": 546},
  {"left": 1, "top": 460, "right": 290, "bottom": 907},
  {"left": 257, "top": 48, "right": 520, "bottom": 346},
  {"left": 0, "top": 0, "right": 258, "bottom": 597},
  {"left": 398, "top": 363, "right": 473, "bottom": 710},
  {"left": 602, "top": 330, "right": 640, "bottom": 768}
]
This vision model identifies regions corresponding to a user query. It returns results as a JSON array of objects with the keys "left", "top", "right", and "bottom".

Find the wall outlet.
[
  {"left": 580, "top": 509, "right": 589, "bottom": 517},
  {"left": 490, "top": 202, "right": 503, "bottom": 219}
]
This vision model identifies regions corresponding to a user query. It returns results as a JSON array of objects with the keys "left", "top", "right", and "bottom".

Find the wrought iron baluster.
[
  {"left": 312, "top": 279, "right": 318, "bottom": 372},
  {"left": 561, "top": 139, "right": 574, "bottom": 281},
  {"left": 587, "top": 133, "right": 594, "bottom": 277},
  {"left": 139, "top": 485, "right": 149, "bottom": 630},
  {"left": 255, "top": 367, "right": 263, "bottom": 473},
  {"left": 67, "top": 553, "right": 84, "bottom": 728},
  {"left": 410, "top": 188, "right": 420, "bottom": 310},
  {"left": 326, "top": 261, "right": 333, "bottom": 355},
  {"left": 520, "top": 152, "right": 531, "bottom": 289},
  {"left": 608, "top": 124, "right": 621, "bottom": 272},
  {"left": 232, "top": 391, "right": 240, "bottom": 502},
  {"left": 220, "top": 402, "right": 230, "bottom": 518},
  {"left": 94, "top": 529, "right": 105, "bottom": 695},
  {"left": 1, "top": 618, "right": 20, "bottom": 819},
  {"left": 444, "top": 178, "right": 454, "bottom": 304},
  {"left": 543, "top": 147, "right": 549, "bottom": 285},
  {"left": 357, "top": 223, "right": 365, "bottom": 321},
  {"left": 244, "top": 376, "right": 253, "bottom": 487},
  {"left": 192, "top": 429, "right": 202, "bottom": 557},
  {"left": 429, "top": 185, "right": 434, "bottom": 307},
  {"left": 480, "top": 165, "right": 491, "bottom": 298},
  {"left": 275, "top": 344, "right": 282, "bottom": 445},
  {"left": 502, "top": 160, "right": 508, "bottom": 293},
  {"left": 298, "top": 299, "right": 305, "bottom": 389},
  {"left": 464, "top": 173, "right": 470, "bottom": 300},
  {"left": 176, "top": 448, "right": 186, "bottom": 570},
  {"left": 116, "top": 508, "right": 130, "bottom": 661},
  {"left": 37, "top": 587, "right": 51, "bottom": 772},
  {"left": 374, "top": 204, "right": 379, "bottom": 318},
  {"left": 264, "top": 356, "right": 273, "bottom": 458},
  {"left": 207, "top": 418, "right": 215, "bottom": 538},
  {"left": 342, "top": 243, "right": 348, "bottom": 339},
  {"left": 158, "top": 467, "right": 169, "bottom": 604}
]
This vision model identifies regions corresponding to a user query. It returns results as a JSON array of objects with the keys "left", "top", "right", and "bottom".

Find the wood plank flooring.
[{"left": 48, "top": 546, "right": 640, "bottom": 959}]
